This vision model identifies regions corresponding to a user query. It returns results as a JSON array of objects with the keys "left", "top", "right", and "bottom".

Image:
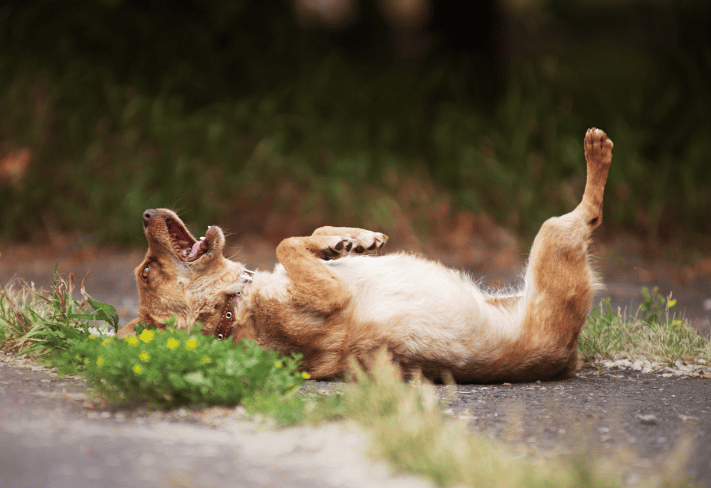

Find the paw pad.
[
  {"left": 584, "top": 127, "right": 613, "bottom": 168},
  {"left": 322, "top": 232, "right": 388, "bottom": 259}
]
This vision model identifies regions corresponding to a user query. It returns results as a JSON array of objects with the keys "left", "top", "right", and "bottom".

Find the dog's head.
[{"left": 118, "top": 209, "right": 248, "bottom": 338}]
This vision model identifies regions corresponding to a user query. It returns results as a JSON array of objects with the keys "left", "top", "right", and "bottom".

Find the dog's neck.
[{"left": 214, "top": 268, "right": 254, "bottom": 340}]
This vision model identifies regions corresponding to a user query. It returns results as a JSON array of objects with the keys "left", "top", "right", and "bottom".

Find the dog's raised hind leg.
[{"left": 503, "top": 128, "right": 613, "bottom": 380}]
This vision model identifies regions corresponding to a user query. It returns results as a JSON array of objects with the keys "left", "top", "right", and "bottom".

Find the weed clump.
[
  {"left": 58, "top": 323, "right": 305, "bottom": 408},
  {"left": 580, "top": 287, "right": 711, "bottom": 364}
]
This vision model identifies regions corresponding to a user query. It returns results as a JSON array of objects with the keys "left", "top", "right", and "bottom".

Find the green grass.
[
  {"left": 580, "top": 287, "right": 711, "bottom": 364},
  {"left": 0, "top": 269, "right": 116, "bottom": 356},
  {"left": 1, "top": 276, "right": 708, "bottom": 487}
]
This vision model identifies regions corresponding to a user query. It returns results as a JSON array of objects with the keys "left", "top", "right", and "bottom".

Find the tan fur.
[{"left": 118, "top": 128, "right": 613, "bottom": 383}]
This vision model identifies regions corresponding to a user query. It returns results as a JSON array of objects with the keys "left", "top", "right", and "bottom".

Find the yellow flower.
[
  {"left": 83, "top": 358, "right": 90, "bottom": 365},
  {"left": 101, "top": 338, "right": 113, "bottom": 347},
  {"left": 126, "top": 335, "right": 139, "bottom": 347},
  {"left": 166, "top": 337, "right": 180, "bottom": 350},
  {"left": 88, "top": 334, "right": 97, "bottom": 340},
  {"left": 96, "top": 356, "right": 105, "bottom": 367},
  {"left": 301, "top": 372, "right": 311, "bottom": 379},
  {"left": 275, "top": 361, "right": 283, "bottom": 368},
  {"left": 139, "top": 351, "right": 151, "bottom": 362},
  {"left": 667, "top": 299, "right": 677, "bottom": 309},
  {"left": 185, "top": 338, "right": 198, "bottom": 351},
  {"left": 199, "top": 355, "right": 211, "bottom": 364},
  {"left": 139, "top": 329, "right": 155, "bottom": 343},
  {"left": 133, "top": 363, "right": 144, "bottom": 374}
]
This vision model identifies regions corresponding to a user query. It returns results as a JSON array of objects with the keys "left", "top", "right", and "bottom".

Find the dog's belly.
[{"left": 327, "top": 254, "right": 523, "bottom": 365}]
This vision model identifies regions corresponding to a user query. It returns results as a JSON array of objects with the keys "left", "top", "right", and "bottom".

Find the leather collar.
[{"left": 215, "top": 269, "right": 254, "bottom": 340}]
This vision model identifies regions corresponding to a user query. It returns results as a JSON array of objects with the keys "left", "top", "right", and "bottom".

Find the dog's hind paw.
[{"left": 584, "top": 128, "right": 613, "bottom": 169}]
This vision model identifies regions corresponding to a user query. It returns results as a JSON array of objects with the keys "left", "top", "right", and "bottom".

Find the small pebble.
[{"left": 638, "top": 414, "right": 658, "bottom": 425}]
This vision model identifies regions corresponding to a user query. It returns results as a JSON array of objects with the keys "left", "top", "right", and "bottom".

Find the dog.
[{"left": 118, "top": 128, "right": 613, "bottom": 383}]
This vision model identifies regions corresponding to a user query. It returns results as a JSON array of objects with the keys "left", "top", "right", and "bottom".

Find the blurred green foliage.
[{"left": 0, "top": 0, "right": 710, "bottom": 246}]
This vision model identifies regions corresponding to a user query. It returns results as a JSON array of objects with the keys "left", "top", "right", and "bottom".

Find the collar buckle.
[{"left": 215, "top": 268, "right": 254, "bottom": 341}]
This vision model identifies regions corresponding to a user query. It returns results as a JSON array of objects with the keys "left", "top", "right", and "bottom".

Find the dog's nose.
[{"left": 142, "top": 209, "right": 157, "bottom": 227}]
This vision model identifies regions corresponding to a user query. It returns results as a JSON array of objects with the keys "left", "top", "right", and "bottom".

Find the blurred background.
[{"left": 1, "top": 0, "right": 710, "bottom": 259}]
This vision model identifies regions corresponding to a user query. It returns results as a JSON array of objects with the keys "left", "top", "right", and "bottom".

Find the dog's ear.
[{"left": 117, "top": 317, "right": 141, "bottom": 339}]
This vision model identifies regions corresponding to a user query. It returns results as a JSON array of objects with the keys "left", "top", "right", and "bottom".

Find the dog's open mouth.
[{"left": 165, "top": 217, "right": 211, "bottom": 262}]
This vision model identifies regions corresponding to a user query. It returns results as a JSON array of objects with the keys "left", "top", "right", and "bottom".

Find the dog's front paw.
[
  {"left": 321, "top": 232, "right": 388, "bottom": 260},
  {"left": 351, "top": 230, "right": 388, "bottom": 254}
]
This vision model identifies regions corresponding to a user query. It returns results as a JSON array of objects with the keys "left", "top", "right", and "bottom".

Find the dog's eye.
[{"left": 141, "top": 265, "right": 150, "bottom": 282}]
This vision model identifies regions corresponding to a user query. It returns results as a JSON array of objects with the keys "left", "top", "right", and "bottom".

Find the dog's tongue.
[
  {"left": 186, "top": 240, "right": 202, "bottom": 260},
  {"left": 186, "top": 227, "right": 213, "bottom": 260}
]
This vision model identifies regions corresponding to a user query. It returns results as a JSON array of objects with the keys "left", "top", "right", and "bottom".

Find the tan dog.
[{"left": 118, "top": 128, "right": 613, "bottom": 383}]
